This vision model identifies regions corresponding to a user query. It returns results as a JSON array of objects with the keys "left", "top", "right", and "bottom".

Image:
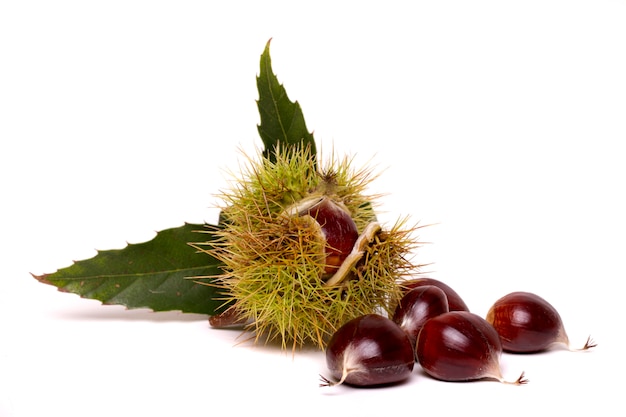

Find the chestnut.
[
  {"left": 306, "top": 197, "right": 359, "bottom": 276},
  {"left": 416, "top": 311, "right": 526, "bottom": 384},
  {"left": 320, "top": 314, "right": 415, "bottom": 387},
  {"left": 392, "top": 285, "right": 449, "bottom": 350},
  {"left": 486, "top": 291, "right": 596, "bottom": 353}
]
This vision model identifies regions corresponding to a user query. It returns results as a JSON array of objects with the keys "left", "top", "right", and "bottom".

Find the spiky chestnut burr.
[{"left": 197, "top": 145, "right": 421, "bottom": 350}]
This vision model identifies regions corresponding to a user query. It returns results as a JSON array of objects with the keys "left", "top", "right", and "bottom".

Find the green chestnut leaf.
[
  {"left": 257, "top": 39, "right": 316, "bottom": 162},
  {"left": 33, "top": 223, "right": 226, "bottom": 315}
]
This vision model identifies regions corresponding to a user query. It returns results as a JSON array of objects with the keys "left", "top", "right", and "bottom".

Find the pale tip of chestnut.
[
  {"left": 569, "top": 335, "right": 597, "bottom": 352},
  {"left": 504, "top": 372, "right": 529, "bottom": 386},
  {"left": 470, "top": 360, "right": 528, "bottom": 386},
  {"left": 319, "top": 372, "right": 349, "bottom": 388}
]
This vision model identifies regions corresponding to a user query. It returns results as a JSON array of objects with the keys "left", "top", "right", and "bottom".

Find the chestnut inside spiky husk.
[{"left": 200, "top": 145, "right": 419, "bottom": 350}]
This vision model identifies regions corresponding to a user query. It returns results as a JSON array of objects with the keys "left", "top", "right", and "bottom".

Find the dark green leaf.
[
  {"left": 257, "top": 39, "right": 316, "bottom": 161},
  {"left": 33, "top": 223, "right": 226, "bottom": 315}
]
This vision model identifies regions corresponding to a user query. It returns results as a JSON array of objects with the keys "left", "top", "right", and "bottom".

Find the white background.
[{"left": 1, "top": 1, "right": 624, "bottom": 416}]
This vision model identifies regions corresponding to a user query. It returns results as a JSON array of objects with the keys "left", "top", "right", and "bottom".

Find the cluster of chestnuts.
[{"left": 320, "top": 278, "right": 596, "bottom": 388}]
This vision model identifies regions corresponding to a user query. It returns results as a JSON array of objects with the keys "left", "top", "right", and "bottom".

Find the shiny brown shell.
[
  {"left": 486, "top": 291, "right": 565, "bottom": 353},
  {"left": 324, "top": 314, "right": 415, "bottom": 387},
  {"left": 416, "top": 311, "right": 503, "bottom": 382}
]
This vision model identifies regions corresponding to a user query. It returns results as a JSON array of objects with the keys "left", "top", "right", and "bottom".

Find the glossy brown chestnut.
[
  {"left": 392, "top": 285, "right": 449, "bottom": 349},
  {"left": 401, "top": 278, "right": 469, "bottom": 312},
  {"left": 307, "top": 197, "right": 359, "bottom": 275},
  {"left": 486, "top": 291, "right": 596, "bottom": 353},
  {"left": 320, "top": 314, "right": 415, "bottom": 387},
  {"left": 416, "top": 311, "right": 526, "bottom": 384}
]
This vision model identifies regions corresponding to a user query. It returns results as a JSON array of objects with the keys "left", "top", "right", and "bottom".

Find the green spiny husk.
[{"left": 203, "top": 145, "right": 420, "bottom": 350}]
